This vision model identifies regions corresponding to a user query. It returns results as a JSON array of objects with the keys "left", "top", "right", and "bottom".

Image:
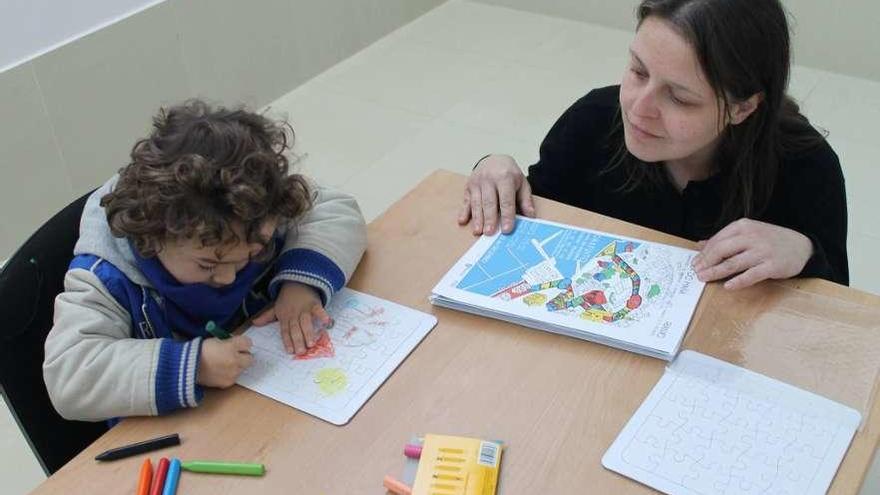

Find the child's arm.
[
  {"left": 268, "top": 183, "right": 367, "bottom": 305},
  {"left": 255, "top": 183, "right": 366, "bottom": 354},
  {"left": 43, "top": 268, "right": 203, "bottom": 421}
]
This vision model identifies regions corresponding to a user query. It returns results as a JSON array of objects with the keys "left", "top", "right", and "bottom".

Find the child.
[
  {"left": 43, "top": 100, "right": 367, "bottom": 421},
  {"left": 458, "top": 0, "right": 847, "bottom": 290}
]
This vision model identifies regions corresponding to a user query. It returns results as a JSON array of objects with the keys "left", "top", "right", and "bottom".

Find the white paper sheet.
[
  {"left": 603, "top": 350, "right": 861, "bottom": 494},
  {"left": 236, "top": 288, "right": 437, "bottom": 425}
]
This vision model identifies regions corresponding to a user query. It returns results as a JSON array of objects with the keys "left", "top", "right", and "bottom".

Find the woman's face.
[{"left": 619, "top": 17, "right": 725, "bottom": 166}]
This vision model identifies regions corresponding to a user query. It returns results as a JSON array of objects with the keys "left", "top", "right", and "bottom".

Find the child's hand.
[
  {"left": 692, "top": 218, "right": 813, "bottom": 290},
  {"left": 252, "top": 282, "right": 331, "bottom": 355},
  {"left": 197, "top": 335, "right": 253, "bottom": 388}
]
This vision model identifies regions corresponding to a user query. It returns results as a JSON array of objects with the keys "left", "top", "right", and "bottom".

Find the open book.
[{"left": 431, "top": 217, "right": 705, "bottom": 360}]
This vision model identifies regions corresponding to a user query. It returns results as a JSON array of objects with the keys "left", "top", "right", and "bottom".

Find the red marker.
[
  {"left": 136, "top": 458, "right": 152, "bottom": 495},
  {"left": 149, "top": 458, "right": 170, "bottom": 495}
]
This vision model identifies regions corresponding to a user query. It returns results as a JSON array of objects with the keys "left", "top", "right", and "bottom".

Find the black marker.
[{"left": 94, "top": 433, "right": 181, "bottom": 461}]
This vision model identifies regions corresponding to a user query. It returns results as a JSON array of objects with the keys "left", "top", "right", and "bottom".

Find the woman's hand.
[
  {"left": 197, "top": 336, "right": 253, "bottom": 388},
  {"left": 457, "top": 154, "right": 536, "bottom": 235},
  {"left": 692, "top": 218, "right": 814, "bottom": 290},
  {"left": 252, "top": 282, "right": 331, "bottom": 355}
]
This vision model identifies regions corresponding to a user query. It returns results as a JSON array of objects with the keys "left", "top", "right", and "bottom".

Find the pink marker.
[{"left": 403, "top": 443, "right": 422, "bottom": 459}]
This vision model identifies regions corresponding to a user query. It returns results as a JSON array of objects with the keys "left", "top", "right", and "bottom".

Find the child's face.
[{"left": 156, "top": 219, "right": 278, "bottom": 287}]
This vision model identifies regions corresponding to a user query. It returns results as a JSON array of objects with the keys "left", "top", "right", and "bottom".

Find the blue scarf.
[{"left": 131, "top": 242, "right": 272, "bottom": 337}]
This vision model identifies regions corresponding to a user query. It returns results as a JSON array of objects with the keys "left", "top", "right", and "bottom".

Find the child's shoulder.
[
  {"left": 68, "top": 254, "right": 142, "bottom": 310},
  {"left": 70, "top": 253, "right": 127, "bottom": 279}
]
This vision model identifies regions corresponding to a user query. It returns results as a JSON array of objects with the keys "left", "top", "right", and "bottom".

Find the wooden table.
[{"left": 31, "top": 170, "right": 880, "bottom": 494}]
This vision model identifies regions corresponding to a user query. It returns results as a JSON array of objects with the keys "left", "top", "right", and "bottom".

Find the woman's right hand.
[{"left": 457, "top": 154, "right": 536, "bottom": 235}]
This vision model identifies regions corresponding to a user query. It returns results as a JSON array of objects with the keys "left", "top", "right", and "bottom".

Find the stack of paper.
[{"left": 431, "top": 217, "right": 705, "bottom": 360}]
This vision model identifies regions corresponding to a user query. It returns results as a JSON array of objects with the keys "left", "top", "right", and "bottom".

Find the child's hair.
[{"left": 102, "top": 99, "right": 311, "bottom": 257}]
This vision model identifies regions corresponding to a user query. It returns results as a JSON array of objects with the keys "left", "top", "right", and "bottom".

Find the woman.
[{"left": 458, "top": 0, "right": 847, "bottom": 290}]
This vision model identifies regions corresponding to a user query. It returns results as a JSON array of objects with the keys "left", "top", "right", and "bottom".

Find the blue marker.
[{"left": 162, "top": 458, "right": 181, "bottom": 495}]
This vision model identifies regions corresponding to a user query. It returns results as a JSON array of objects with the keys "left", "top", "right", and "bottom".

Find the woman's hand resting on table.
[
  {"left": 693, "top": 218, "right": 813, "bottom": 290},
  {"left": 459, "top": 159, "right": 814, "bottom": 290},
  {"left": 457, "top": 154, "right": 536, "bottom": 235}
]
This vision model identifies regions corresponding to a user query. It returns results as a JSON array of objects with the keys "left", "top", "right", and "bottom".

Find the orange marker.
[
  {"left": 383, "top": 475, "right": 412, "bottom": 495},
  {"left": 136, "top": 458, "right": 152, "bottom": 495},
  {"left": 149, "top": 458, "right": 169, "bottom": 495}
]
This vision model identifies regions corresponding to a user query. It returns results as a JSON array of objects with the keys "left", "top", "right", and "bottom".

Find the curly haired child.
[{"left": 43, "top": 100, "right": 366, "bottom": 421}]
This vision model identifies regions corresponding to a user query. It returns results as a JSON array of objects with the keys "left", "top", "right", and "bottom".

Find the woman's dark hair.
[
  {"left": 608, "top": 0, "right": 823, "bottom": 228},
  {"left": 102, "top": 99, "right": 312, "bottom": 257}
]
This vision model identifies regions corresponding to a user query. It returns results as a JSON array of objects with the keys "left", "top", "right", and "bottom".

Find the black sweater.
[{"left": 526, "top": 86, "right": 848, "bottom": 285}]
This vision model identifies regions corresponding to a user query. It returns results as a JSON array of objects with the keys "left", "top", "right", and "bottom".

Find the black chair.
[{"left": 0, "top": 190, "right": 108, "bottom": 474}]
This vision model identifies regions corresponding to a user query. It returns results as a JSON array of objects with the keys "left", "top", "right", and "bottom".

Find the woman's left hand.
[{"left": 692, "top": 218, "right": 813, "bottom": 290}]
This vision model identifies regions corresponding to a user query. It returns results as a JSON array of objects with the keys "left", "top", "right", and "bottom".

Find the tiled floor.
[{"left": 5, "top": 1, "right": 880, "bottom": 493}]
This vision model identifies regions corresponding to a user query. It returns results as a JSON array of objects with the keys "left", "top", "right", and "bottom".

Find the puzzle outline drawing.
[
  {"left": 236, "top": 288, "right": 437, "bottom": 425},
  {"left": 603, "top": 351, "right": 861, "bottom": 495}
]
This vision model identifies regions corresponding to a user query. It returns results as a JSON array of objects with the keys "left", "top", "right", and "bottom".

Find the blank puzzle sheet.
[
  {"left": 236, "top": 288, "right": 437, "bottom": 425},
  {"left": 603, "top": 350, "right": 861, "bottom": 495}
]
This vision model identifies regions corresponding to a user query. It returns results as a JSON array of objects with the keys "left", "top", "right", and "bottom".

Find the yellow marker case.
[{"left": 412, "top": 434, "right": 503, "bottom": 495}]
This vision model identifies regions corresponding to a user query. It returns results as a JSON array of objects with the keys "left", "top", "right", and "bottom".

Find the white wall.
[
  {"left": 476, "top": 0, "right": 880, "bottom": 82},
  {"left": 0, "top": 0, "right": 166, "bottom": 72},
  {"left": 0, "top": 0, "right": 444, "bottom": 259}
]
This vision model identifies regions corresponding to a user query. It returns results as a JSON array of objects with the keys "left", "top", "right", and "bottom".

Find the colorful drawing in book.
[
  {"left": 568, "top": 241, "right": 643, "bottom": 323},
  {"left": 456, "top": 220, "right": 670, "bottom": 327}
]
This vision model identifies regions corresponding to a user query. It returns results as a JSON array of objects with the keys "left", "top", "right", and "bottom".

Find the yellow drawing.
[
  {"left": 581, "top": 309, "right": 611, "bottom": 322},
  {"left": 314, "top": 368, "right": 348, "bottom": 396},
  {"left": 523, "top": 292, "right": 548, "bottom": 307}
]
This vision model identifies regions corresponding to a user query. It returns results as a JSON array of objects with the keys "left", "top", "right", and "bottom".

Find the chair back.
[{"left": 0, "top": 190, "right": 108, "bottom": 474}]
